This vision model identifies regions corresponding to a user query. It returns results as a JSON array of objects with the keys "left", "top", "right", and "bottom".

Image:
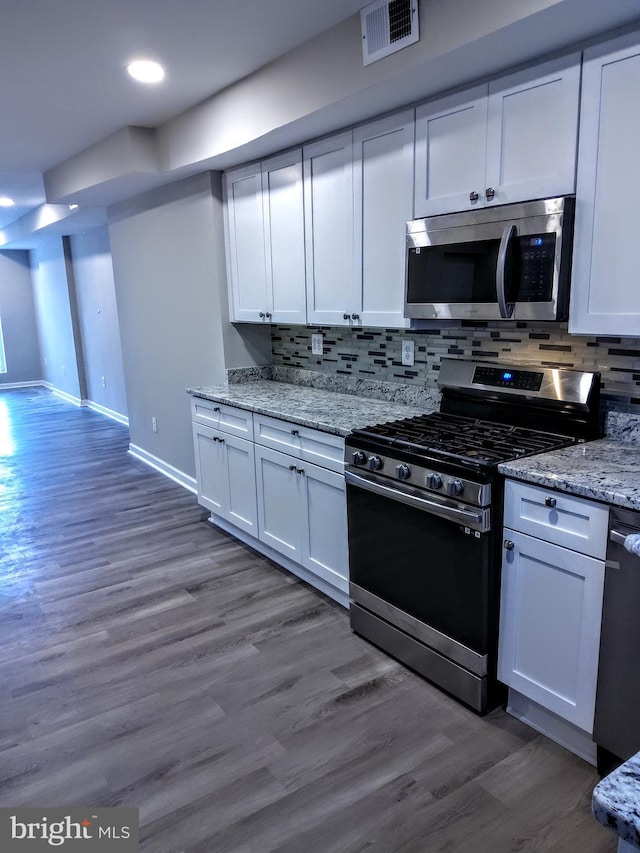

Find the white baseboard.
[
  {"left": 42, "top": 382, "right": 82, "bottom": 407},
  {"left": 128, "top": 443, "right": 197, "bottom": 494},
  {"left": 82, "top": 399, "right": 129, "bottom": 426},
  {"left": 0, "top": 380, "right": 46, "bottom": 390},
  {"left": 207, "top": 514, "right": 349, "bottom": 609},
  {"left": 506, "top": 689, "right": 597, "bottom": 765}
]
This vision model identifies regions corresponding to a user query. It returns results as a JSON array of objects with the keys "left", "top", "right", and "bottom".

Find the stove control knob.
[
  {"left": 396, "top": 464, "right": 411, "bottom": 480},
  {"left": 426, "top": 473, "right": 443, "bottom": 490},
  {"left": 446, "top": 478, "right": 464, "bottom": 497},
  {"left": 368, "top": 455, "right": 383, "bottom": 471},
  {"left": 352, "top": 451, "right": 367, "bottom": 466}
]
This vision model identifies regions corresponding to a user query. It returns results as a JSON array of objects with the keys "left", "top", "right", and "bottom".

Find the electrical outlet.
[
  {"left": 401, "top": 339, "right": 415, "bottom": 366},
  {"left": 152, "top": 416, "right": 158, "bottom": 433},
  {"left": 311, "top": 333, "right": 324, "bottom": 356},
  {"left": 101, "top": 376, "right": 106, "bottom": 388}
]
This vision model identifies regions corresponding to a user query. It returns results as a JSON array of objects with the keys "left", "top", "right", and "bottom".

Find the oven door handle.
[{"left": 345, "top": 470, "right": 489, "bottom": 532}]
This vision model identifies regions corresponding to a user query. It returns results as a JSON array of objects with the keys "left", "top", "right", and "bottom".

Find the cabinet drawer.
[
  {"left": 504, "top": 480, "right": 608, "bottom": 559},
  {"left": 191, "top": 397, "right": 253, "bottom": 439},
  {"left": 253, "top": 414, "right": 344, "bottom": 473}
]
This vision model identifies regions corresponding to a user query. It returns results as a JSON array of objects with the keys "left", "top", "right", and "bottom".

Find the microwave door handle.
[{"left": 497, "top": 223, "right": 517, "bottom": 318}]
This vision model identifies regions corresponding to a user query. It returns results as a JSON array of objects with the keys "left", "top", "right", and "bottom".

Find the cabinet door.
[
  {"left": 498, "top": 529, "right": 605, "bottom": 732},
  {"left": 353, "top": 112, "right": 413, "bottom": 328},
  {"left": 414, "top": 85, "right": 488, "bottom": 217},
  {"left": 485, "top": 54, "right": 580, "bottom": 207},
  {"left": 255, "top": 444, "right": 304, "bottom": 561},
  {"left": 222, "top": 432, "right": 258, "bottom": 537},
  {"left": 569, "top": 33, "right": 640, "bottom": 336},
  {"left": 304, "top": 132, "right": 358, "bottom": 325},
  {"left": 262, "top": 149, "right": 307, "bottom": 324},
  {"left": 301, "top": 462, "right": 348, "bottom": 594},
  {"left": 224, "top": 164, "right": 269, "bottom": 323},
  {"left": 192, "top": 424, "right": 227, "bottom": 516}
]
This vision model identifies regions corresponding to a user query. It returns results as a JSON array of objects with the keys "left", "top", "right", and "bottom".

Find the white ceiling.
[{"left": 0, "top": 0, "right": 365, "bottom": 229}]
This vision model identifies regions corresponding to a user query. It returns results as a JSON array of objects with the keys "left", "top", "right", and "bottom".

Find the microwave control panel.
[{"left": 517, "top": 233, "right": 556, "bottom": 301}]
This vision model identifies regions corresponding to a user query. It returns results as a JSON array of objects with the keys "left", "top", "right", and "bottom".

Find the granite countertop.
[
  {"left": 188, "top": 381, "right": 434, "bottom": 437},
  {"left": 498, "top": 439, "right": 640, "bottom": 512},
  {"left": 593, "top": 752, "right": 640, "bottom": 848}
]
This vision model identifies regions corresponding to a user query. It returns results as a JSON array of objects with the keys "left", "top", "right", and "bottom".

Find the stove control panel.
[
  {"left": 472, "top": 365, "right": 544, "bottom": 392},
  {"left": 346, "top": 447, "right": 491, "bottom": 507}
]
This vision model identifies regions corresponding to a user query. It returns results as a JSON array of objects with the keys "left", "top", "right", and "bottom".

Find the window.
[{"left": 0, "top": 314, "right": 6, "bottom": 373}]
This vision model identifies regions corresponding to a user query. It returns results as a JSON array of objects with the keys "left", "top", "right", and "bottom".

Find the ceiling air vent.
[{"left": 361, "top": 0, "right": 419, "bottom": 66}]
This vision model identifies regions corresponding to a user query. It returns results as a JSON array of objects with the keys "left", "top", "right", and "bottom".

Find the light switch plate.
[
  {"left": 401, "top": 339, "right": 415, "bottom": 366},
  {"left": 311, "top": 333, "right": 324, "bottom": 356}
]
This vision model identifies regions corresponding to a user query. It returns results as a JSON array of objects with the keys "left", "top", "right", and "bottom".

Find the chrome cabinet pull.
[
  {"left": 265, "top": 312, "right": 272, "bottom": 319},
  {"left": 469, "top": 191, "right": 479, "bottom": 202},
  {"left": 485, "top": 187, "right": 495, "bottom": 200},
  {"left": 343, "top": 313, "right": 351, "bottom": 320},
  {"left": 291, "top": 428, "right": 299, "bottom": 436},
  {"left": 296, "top": 468, "right": 305, "bottom": 475},
  {"left": 545, "top": 496, "right": 557, "bottom": 508},
  {"left": 352, "top": 313, "right": 360, "bottom": 320},
  {"left": 504, "top": 540, "right": 514, "bottom": 551},
  {"left": 259, "top": 311, "right": 265, "bottom": 318},
  {"left": 289, "top": 464, "right": 297, "bottom": 471},
  {"left": 213, "top": 406, "right": 221, "bottom": 412}
]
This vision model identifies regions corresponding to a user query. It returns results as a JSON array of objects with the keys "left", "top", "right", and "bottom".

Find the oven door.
[{"left": 345, "top": 469, "right": 496, "bottom": 711}]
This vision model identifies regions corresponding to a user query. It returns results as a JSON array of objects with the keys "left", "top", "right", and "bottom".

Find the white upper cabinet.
[
  {"left": 415, "top": 85, "right": 488, "bottom": 217},
  {"left": 569, "top": 32, "right": 640, "bottom": 336},
  {"left": 415, "top": 54, "right": 581, "bottom": 217},
  {"left": 224, "top": 163, "right": 269, "bottom": 323},
  {"left": 353, "top": 112, "right": 414, "bottom": 328},
  {"left": 225, "top": 151, "right": 306, "bottom": 324},
  {"left": 304, "top": 132, "right": 358, "bottom": 326},
  {"left": 262, "top": 150, "right": 307, "bottom": 324}
]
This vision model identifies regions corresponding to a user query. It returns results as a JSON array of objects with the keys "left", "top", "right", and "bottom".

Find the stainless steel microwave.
[{"left": 404, "top": 196, "right": 575, "bottom": 322}]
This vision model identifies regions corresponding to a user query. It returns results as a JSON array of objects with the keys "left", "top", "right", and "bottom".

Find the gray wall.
[
  {"left": 108, "top": 172, "right": 269, "bottom": 479},
  {"left": 0, "top": 250, "right": 42, "bottom": 384},
  {"left": 31, "top": 236, "right": 81, "bottom": 400},
  {"left": 69, "top": 227, "right": 128, "bottom": 419}
]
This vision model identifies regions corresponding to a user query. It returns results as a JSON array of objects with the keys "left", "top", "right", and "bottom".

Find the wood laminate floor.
[{"left": 0, "top": 388, "right": 615, "bottom": 852}]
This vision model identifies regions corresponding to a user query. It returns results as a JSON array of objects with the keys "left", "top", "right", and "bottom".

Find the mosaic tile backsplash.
[{"left": 271, "top": 323, "right": 640, "bottom": 412}]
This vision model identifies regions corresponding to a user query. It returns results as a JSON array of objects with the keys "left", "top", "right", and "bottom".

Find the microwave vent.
[{"left": 361, "top": 0, "right": 419, "bottom": 66}]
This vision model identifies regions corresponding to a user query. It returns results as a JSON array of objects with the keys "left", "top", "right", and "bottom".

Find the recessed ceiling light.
[
  {"left": 126, "top": 60, "right": 165, "bottom": 84},
  {"left": 0, "top": 197, "right": 15, "bottom": 207},
  {"left": 69, "top": 204, "right": 79, "bottom": 210}
]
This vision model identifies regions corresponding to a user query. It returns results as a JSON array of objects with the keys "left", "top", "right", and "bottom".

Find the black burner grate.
[{"left": 353, "top": 412, "right": 575, "bottom": 467}]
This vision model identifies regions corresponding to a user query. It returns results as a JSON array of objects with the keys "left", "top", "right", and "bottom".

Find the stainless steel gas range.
[{"left": 344, "top": 359, "right": 601, "bottom": 714}]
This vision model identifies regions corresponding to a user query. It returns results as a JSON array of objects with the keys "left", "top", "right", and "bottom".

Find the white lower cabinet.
[
  {"left": 192, "top": 397, "right": 348, "bottom": 603},
  {"left": 498, "top": 479, "right": 607, "bottom": 759},
  {"left": 498, "top": 528, "right": 604, "bottom": 732},
  {"left": 255, "top": 444, "right": 304, "bottom": 562},
  {"left": 192, "top": 422, "right": 258, "bottom": 537},
  {"left": 255, "top": 443, "right": 348, "bottom": 594}
]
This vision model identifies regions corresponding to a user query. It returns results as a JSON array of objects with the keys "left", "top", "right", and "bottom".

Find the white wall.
[
  {"left": 108, "top": 172, "right": 269, "bottom": 479},
  {"left": 0, "top": 250, "right": 42, "bottom": 384},
  {"left": 31, "top": 236, "right": 81, "bottom": 400},
  {"left": 69, "top": 227, "right": 128, "bottom": 419}
]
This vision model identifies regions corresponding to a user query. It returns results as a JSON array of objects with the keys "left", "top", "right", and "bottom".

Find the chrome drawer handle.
[
  {"left": 343, "top": 313, "right": 351, "bottom": 320},
  {"left": 213, "top": 406, "right": 221, "bottom": 412},
  {"left": 469, "top": 191, "right": 479, "bottom": 203},
  {"left": 545, "top": 496, "right": 557, "bottom": 508},
  {"left": 485, "top": 187, "right": 495, "bottom": 200},
  {"left": 291, "top": 428, "right": 299, "bottom": 435},
  {"left": 504, "top": 540, "right": 514, "bottom": 551}
]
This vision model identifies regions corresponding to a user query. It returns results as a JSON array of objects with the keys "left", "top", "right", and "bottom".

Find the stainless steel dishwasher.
[{"left": 594, "top": 505, "right": 640, "bottom": 774}]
